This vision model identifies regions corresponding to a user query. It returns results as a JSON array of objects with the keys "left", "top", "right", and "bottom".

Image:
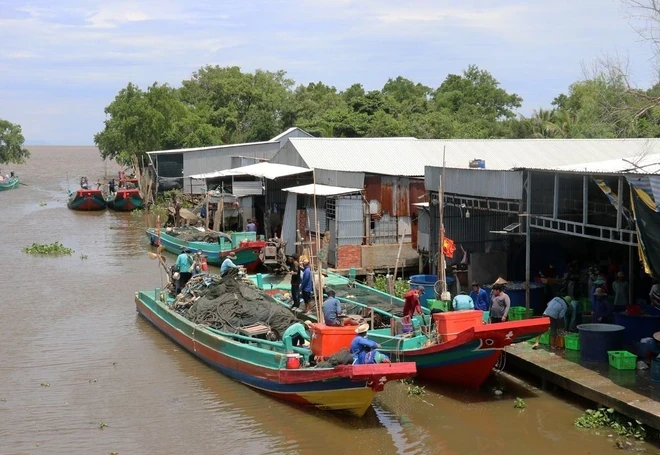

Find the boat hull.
[
  {"left": 0, "top": 177, "right": 19, "bottom": 191},
  {"left": 146, "top": 229, "right": 263, "bottom": 271},
  {"left": 67, "top": 189, "right": 106, "bottom": 211},
  {"left": 135, "top": 291, "right": 416, "bottom": 416},
  {"left": 106, "top": 189, "right": 143, "bottom": 211}
]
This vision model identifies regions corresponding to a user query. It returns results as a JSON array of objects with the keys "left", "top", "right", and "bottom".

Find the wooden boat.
[
  {"left": 135, "top": 289, "right": 416, "bottom": 416},
  {"left": 106, "top": 188, "right": 143, "bottom": 211},
  {"left": 146, "top": 228, "right": 265, "bottom": 271},
  {"left": 256, "top": 272, "right": 550, "bottom": 389},
  {"left": 0, "top": 176, "right": 19, "bottom": 191},
  {"left": 67, "top": 188, "right": 106, "bottom": 211}
]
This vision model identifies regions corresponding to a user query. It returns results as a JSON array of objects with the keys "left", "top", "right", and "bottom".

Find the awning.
[
  {"left": 189, "top": 162, "right": 311, "bottom": 180},
  {"left": 412, "top": 202, "right": 429, "bottom": 207},
  {"left": 189, "top": 170, "right": 231, "bottom": 179},
  {"left": 282, "top": 183, "right": 362, "bottom": 196}
]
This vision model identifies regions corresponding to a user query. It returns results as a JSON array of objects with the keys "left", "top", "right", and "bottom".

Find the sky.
[{"left": 0, "top": 0, "right": 657, "bottom": 145}]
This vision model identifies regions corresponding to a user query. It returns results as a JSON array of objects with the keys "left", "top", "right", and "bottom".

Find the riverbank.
[{"left": 506, "top": 343, "right": 660, "bottom": 431}]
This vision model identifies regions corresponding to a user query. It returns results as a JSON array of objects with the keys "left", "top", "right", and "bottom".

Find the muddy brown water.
[{"left": 0, "top": 147, "right": 655, "bottom": 454}]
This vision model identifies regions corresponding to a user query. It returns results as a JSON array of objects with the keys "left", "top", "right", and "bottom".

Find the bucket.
[
  {"left": 652, "top": 358, "right": 660, "bottom": 383},
  {"left": 410, "top": 274, "right": 454, "bottom": 308},
  {"left": 577, "top": 323, "right": 624, "bottom": 363},
  {"left": 286, "top": 353, "right": 301, "bottom": 369}
]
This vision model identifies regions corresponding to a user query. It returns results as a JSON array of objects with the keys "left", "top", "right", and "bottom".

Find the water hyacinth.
[{"left": 22, "top": 242, "right": 74, "bottom": 256}]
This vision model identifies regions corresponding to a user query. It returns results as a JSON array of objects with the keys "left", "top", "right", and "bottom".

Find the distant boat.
[
  {"left": 0, "top": 176, "right": 19, "bottom": 191},
  {"left": 106, "top": 179, "right": 143, "bottom": 211},
  {"left": 135, "top": 289, "right": 417, "bottom": 416},
  {"left": 67, "top": 188, "right": 106, "bottom": 211},
  {"left": 146, "top": 228, "right": 265, "bottom": 272}
]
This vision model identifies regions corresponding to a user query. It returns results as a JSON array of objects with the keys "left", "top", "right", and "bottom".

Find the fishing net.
[
  {"left": 165, "top": 226, "right": 232, "bottom": 244},
  {"left": 315, "top": 348, "right": 353, "bottom": 368},
  {"left": 173, "top": 270, "right": 298, "bottom": 339}
]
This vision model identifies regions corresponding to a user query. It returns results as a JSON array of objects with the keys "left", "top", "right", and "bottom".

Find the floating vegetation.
[
  {"left": 40, "top": 383, "right": 50, "bottom": 387},
  {"left": 39, "top": 202, "right": 47, "bottom": 207},
  {"left": 514, "top": 397, "right": 526, "bottom": 409},
  {"left": 80, "top": 254, "right": 88, "bottom": 260},
  {"left": 575, "top": 408, "right": 646, "bottom": 440},
  {"left": 23, "top": 242, "right": 73, "bottom": 256},
  {"left": 99, "top": 422, "right": 108, "bottom": 430}
]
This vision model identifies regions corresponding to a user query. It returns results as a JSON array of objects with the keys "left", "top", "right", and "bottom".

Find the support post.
[
  {"left": 553, "top": 173, "right": 559, "bottom": 219},
  {"left": 617, "top": 176, "right": 623, "bottom": 230},
  {"left": 629, "top": 244, "right": 634, "bottom": 306},
  {"left": 525, "top": 171, "right": 532, "bottom": 312},
  {"left": 582, "top": 175, "right": 588, "bottom": 225}
]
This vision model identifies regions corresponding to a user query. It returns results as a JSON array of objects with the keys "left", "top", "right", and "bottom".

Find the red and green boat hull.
[
  {"left": 146, "top": 229, "right": 263, "bottom": 271},
  {"left": 135, "top": 290, "right": 416, "bottom": 416},
  {"left": 67, "top": 189, "right": 106, "bottom": 211},
  {"left": 106, "top": 189, "right": 143, "bottom": 211}
]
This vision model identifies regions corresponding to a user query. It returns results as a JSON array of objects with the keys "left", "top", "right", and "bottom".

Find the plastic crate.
[
  {"left": 607, "top": 351, "right": 637, "bottom": 370},
  {"left": 564, "top": 333, "right": 580, "bottom": 351},
  {"left": 427, "top": 299, "right": 449, "bottom": 312},
  {"left": 579, "top": 297, "right": 591, "bottom": 313},
  {"left": 509, "top": 307, "right": 533, "bottom": 321},
  {"left": 538, "top": 331, "right": 550, "bottom": 345}
]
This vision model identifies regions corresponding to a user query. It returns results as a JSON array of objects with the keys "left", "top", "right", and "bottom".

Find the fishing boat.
[
  {"left": 67, "top": 188, "right": 106, "bottom": 211},
  {"left": 0, "top": 175, "right": 19, "bottom": 191},
  {"left": 106, "top": 180, "right": 144, "bottom": 211},
  {"left": 146, "top": 228, "right": 265, "bottom": 271},
  {"left": 253, "top": 272, "right": 550, "bottom": 389},
  {"left": 135, "top": 289, "right": 417, "bottom": 416}
]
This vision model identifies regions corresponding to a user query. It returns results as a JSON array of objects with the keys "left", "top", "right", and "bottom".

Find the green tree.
[{"left": 0, "top": 118, "right": 30, "bottom": 164}]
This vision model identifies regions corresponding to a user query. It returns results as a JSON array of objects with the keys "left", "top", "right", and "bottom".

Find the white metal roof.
[
  {"left": 269, "top": 127, "right": 312, "bottom": 142},
  {"left": 284, "top": 137, "right": 660, "bottom": 175},
  {"left": 189, "top": 170, "right": 229, "bottom": 179},
  {"left": 223, "top": 162, "right": 311, "bottom": 180},
  {"left": 282, "top": 183, "right": 362, "bottom": 196},
  {"left": 146, "top": 141, "right": 274, "bottom": 155},
  {"left": 555, "top": 152, "right": 660, "bottom": 174}
]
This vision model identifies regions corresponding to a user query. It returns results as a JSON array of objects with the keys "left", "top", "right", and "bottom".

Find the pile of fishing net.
[
  {"left": 165, "top": 226, "right": 231, "bottom": 244},
  {"left": 315, "top": 348, "right": 353, "bottom": 368},
  {"left": 174, "top": 269, "right": 298, "bottom": 339}
]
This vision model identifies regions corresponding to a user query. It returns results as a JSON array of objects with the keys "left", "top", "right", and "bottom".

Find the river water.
[{"left": 0, "top": 146, "right": 652, "bottom": 455}]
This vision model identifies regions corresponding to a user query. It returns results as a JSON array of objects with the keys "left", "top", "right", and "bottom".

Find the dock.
[{"left": 506, "top": 343, "right": 660, "bottom": 431}]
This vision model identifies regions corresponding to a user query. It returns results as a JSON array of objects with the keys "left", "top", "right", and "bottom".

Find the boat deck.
[{"left": 506, "top": 342, "right": 660, "bottom": 430}]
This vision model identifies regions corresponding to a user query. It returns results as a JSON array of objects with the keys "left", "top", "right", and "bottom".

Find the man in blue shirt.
[
  {"left": 246, "top": 219, "right": 257, "bottom": 232},
  {"left": 469, "top": 282, "right": 490, "bottom": 312},
  {"left": 452, "top": 292, "right": 475, "bottom": 311},
  {"left": 322, "top": 289, "right": 357, "bottom": 326},
  {"left": 301, "top": 259, "right": 313, "bottom": 314},
  {"left": 350, "top": 324, "right": 389, "bottom": 364},
  {"left": 174, "top": 248, "right": 194, "bottom": 294},
  {"left": 220, "top": 251, "right": 238, "bottom": 276}
]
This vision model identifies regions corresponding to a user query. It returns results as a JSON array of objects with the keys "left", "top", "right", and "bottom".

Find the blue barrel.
[
  {"left": 577, "top": 323, "right": 625, "bottom": 362},
  {"left": 409, "top": 274, "right": 454, "bottom": 308},
  {"left": 652, "top": 359, "right": 660, "bottom": 383},
  {"left": 613, "top": 313, "right": 660, "bottom": 346}
]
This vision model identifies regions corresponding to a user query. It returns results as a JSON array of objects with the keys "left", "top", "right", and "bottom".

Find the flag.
[{"left": 443, "top": 237, "right": 456, "bottom": 258}]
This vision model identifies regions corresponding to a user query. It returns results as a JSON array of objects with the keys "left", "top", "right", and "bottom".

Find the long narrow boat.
[
  {"left": 67, "top": 188, "right": 106, "bottom": 211},
  {"left": 253, "top": 272, "right": 549, "bottom": 389},
  {"left": 135, "top": 289, "right": 416, "bottom": 416},
  {"left": 106, "top": 188, "right": 143, "bottom": 211},
  {"left": 0, "top": 176, "right": 20, "bottom": 191},
  {"left": 146, "top": 228, "right": 264, "bottom": 271}
]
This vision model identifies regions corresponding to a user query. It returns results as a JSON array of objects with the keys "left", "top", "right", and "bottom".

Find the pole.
[
  {"left": 437, "top": 147, "right": 447, "bottom": 298},
  {"left": 525, "top": 171, "right": 532, "bottom": 312},
  {"left": 205, "top": 178, "right": 210, "bottom": 230}
]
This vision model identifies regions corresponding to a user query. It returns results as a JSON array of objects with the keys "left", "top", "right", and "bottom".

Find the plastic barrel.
[
  {"left": 409, "top": 274, "right": 454, "bottom": 308},
  {"left": 577, "top": 324, "right": 625, "bottom": 362},
  {"left": 613, "top": 313, "right": 660, "bottom": 346},
  {"left": 652, "top": 359, "right": 660, "bottom": 383}
]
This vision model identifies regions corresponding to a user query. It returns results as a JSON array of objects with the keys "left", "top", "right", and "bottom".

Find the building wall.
[{"left": 425, "top": 167, "right": 523, "bottom": 200}]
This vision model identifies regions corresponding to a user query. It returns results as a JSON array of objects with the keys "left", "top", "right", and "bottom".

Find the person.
[
  {"left": 200, "top": 203, "right": 207, "bottom": 220},
  {"left": 80, "top": 176, "right": 88, "bottom": 189},
  {"left": 220, "top": 251, "right": 239, "bottom": 276},
  {"left": 191, "top": 250, "right": 205, "bottom": 276},
  {"left": 590, "top": 277, "right": 606, "bottom": 314},
  {"left": 108, "top": 179, "right": 116, "bottom": 194},
  {"left": 469, "top": 282, "right": 490, "bottom": 312},
  {"left": 246, "top": 219, "right": 257, "bottom": 232},
  {"left": 650, "top": 279, "right": 660, "bottom": 308},
  {"left": 282, "top": 320, "right": 312, "bottom": 349},
  {"left": 593, "top": 287, "right": 614, "bottom": 323},
  {"left": 199, "top": 253, "right": 209, "bottom": 272},
  {"left": 351, "top": 324, "right": 390, "bottom": 364},
  {"left": 403, "top": 286, "right": 424, "bottom": 318},
  {"left": 452, "top": 292, "right": 475, "bottom": 311},
  {"left": 301, "top": 259, "right": 313, "bottom": 314},
  {"left": 174, "top": 248, "right": 194, "bottom": 293},
  {"left": 564, "top": 297, "right": 582, "bottom": 332},
  {"left": 612, "top": 271, "right": 628, "bottom": 308},
  {"left": 533, "top": 296, "right": 570, "bottom": 349},
  {"left": 96, "top": 180, "right": 102, "bottom": 190},
  {"left": 322, "top": 289, "right": 357, "bottom": 326},
  {"left": 490, "top": 284, "right": 510, "bottom": 323},
  {"left": 290, "top": 260, "right": 302, "bottom": 309}
]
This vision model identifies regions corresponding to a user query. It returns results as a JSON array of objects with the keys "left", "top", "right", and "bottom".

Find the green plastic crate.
[
  {"left": 608, "top": 351, "right": 637, "bottom": 370},
  {"left": 564, "top": 333, "right": 580, "bottom": 351},
  {"left": 509, "top": 307, "right": 533, "bottom": 321},
  {"left": 538, "top": 331, "right": 550, "bottom": 345},
  {"left": 427, "top": 299, "right": 449, "bottom": 312}
]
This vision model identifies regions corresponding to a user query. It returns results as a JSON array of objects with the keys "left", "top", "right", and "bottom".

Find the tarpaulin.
[
  {"left": 628, "top": 175, "right": 660, "bottom": 211},
  {"left": 594, "top": 178, "right": 633, "bottom": 225},
  {"left": 630, "top": 187, "right": 660, "bottom": 278}
]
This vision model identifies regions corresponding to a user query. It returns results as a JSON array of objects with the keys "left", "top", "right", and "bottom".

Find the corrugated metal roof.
[
  {"left": 282, "top": 183, "right": 362, "bottom": 196},
  {"left": 146, "top": 141, "right": 273, "bottom": 155},
  {"left": 269, "top": 127, "right": 312, "bottom": 142},
  {"left": 556, "top": 152, "right": 660, "bottom": 174},
  {"left": 285, "top": 137, "right": 660, "bottom": 176}
]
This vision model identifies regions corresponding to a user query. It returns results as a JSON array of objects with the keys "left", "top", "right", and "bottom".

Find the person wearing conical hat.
[
  {"left": 594, "top": 287, "right": 614, "bottom": 323},
  {"left": 350, "top": 323, "right": 390, "bottom": 364}
]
